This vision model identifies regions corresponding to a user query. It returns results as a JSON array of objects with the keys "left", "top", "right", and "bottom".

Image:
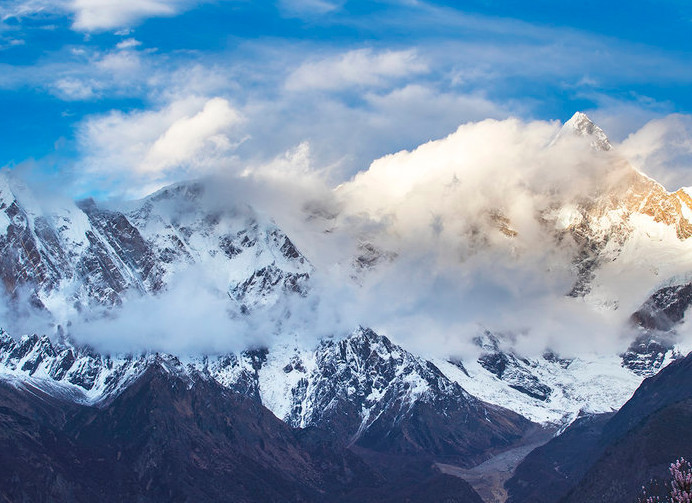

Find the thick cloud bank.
[
  {"left": 292, "top": 118, "right": 638, "bottom": 357},
  {"left": 260, "top": 117, "right": 692, "bottom": 359},
  {"left": 12, "top": 116, "right": 692, "bottom": 359}
]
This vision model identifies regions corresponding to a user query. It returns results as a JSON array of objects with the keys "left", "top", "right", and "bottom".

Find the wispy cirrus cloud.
[
  {"left": 277, "top": 0, "right": 344, "bottom": 17},
  {"left": 1, "top": 0, "right": 215, "bottom": 31},
  {"left": 71, "top": 0, "right": 179, "bottom": 31},
  {"left": 3, "top": 0, "right": 692, "bottom": 202}
]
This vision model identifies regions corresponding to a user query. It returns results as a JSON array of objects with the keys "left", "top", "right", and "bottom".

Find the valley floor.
[{"left": 437, "top": 425, "right": 556, "bottom": 503}]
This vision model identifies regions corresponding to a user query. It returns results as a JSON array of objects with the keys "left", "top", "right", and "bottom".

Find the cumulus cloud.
[
  {"left": 285, "top": 48, "right": 428, "bottom": 91},
  {"left": 618, "top": 114, "right": 692, "bottom": 191},
  {"left": 253, "top": 116, "right": 692, "bottom": 359},
  {"left": 78, "top": 96, "right": 243, "bottom": 195},
  {"left": 313, "top": 118, "right": 630, "bottom": 356},
  {"left": 142, "top": 98, "right": 242, "bottom": 173}
]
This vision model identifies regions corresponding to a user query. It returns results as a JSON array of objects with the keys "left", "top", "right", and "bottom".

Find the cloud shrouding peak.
[
  {"left": 12, "top": 113, "right": 692, "bottom": 360},
  {"left": 299, "top": 115, "right": 692, "bottom": 358}
]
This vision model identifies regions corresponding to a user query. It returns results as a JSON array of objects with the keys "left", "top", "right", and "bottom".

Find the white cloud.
[
  {"left": 363, "top": 84, "right": 506, "bottom": 138},
  {"left": 40, "top": 44, "right": 147, "bottom": 101},
  {"left": 232, "top": 80, "right": 510, "bottom": 185},
  {"left": 143, "top": 97, "right": 242, "bottom": 173},
  {"left": 1, "top": 0, "right": 211, "bottom": 31},
  {"left": 115, "top": 37, "right": 141, "bottom": 50},
  {"left": 71, "top": 266, "right": 278, "bottom": 354},
  {"left": 95, "top": 48, "right": 142, "bottom": 74},
  {"left": 618, "top": 114, "right": 692, "bottom": 191},
  {"left": 78, "top": 96, "right": 244, "bottom": 193},
  {"left": 70, "top": 0, "right": 179, "bottom": 31},
  {"left": 299, "top": 116, "right": 691, "bottom": 358},
  {"left": 278, "top": 0, "right": 344, "bottom": 17},
  {"left": 23, "top": 112, "right": 692, "bottom": 359},
  {"left": 285, "top": 48, "right": 428, "bottom": 91},
  {"left": 0, "top": 0, "right": 58, "bottom": 21}
]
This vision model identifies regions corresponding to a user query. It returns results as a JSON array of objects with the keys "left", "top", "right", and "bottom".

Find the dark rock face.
[
  {"left": 78, "top": 201, "right": 165, "bottom": 296},
  {"left": 562, "top": 400, "right": 692, "bottom": 503},
  {"left": 631, "top": 282, "right": 692, "bottom": 331},
  {"left": 475, "top": 333, "right": 554, "bottom": 402},
  {"left": 0, "top": 202, "right": 63, "bottom": 304},
  {"left": 0, "top": 380, "right": 83, "bottom": 502},
  {"left": 277, "top": 329, "right": 532, "bottom": 467},
  {"left": 620, "top": 332, "right": 676, "bottom": 376},
  {"left": 621, "top": 280, "right": 692, "bottom": 375},
  {"left": 506, "top": 351, "right": 692, "bottom": 503}
]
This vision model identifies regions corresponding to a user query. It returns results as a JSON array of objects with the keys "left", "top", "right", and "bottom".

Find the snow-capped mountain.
[
  {"left": 435, "top": 331, "right": 645, "bottom": 426},
  {"left": 0, "top": 328, "right": 172, "bottom": 404},
  {"left": 0, "top": 176, "right": 310, "bottom": 319},
  {"left": 0, "top": 324, "right": 647, "bottom": 438},
  {"left": 1, "top": 112, "right": 692, "bottom": 481},
  {"left": 0, "top": 326, "right": 529, "bottom": 461},
  {"left": 123, "top": 181, "right": 311, "bottom": 311},
  {"left": 327, "top": 112, "right": 692, "bottom": 366},
  {"left": 207, "top": 327, "right": 533, "bottom": 462},
  {"left": 541, "top": 114, "right": 692, "bottom": 306}
]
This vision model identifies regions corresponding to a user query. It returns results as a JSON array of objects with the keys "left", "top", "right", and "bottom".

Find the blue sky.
[{"left": 2, "top": 0, "right": 692, "bottom": 198}]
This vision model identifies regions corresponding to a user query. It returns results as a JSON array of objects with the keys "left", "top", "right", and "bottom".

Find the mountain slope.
[
  {"left": 124, "top": 181, "right": 311, "bottom": 310},
  {"left": 0, "top": 327, "right": 534, "bottom": 468},
  {"left": 0, "top": 353, "right": 494, "bottom": 502},
  {"left": 505, "top": 350, "right": 692, "bottom": 503}
]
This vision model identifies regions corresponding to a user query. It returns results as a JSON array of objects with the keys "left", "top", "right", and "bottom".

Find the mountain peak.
[{"left": 561, "top": 111, "right": 612, "bottom": 151}]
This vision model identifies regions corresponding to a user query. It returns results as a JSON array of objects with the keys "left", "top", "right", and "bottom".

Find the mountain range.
[{"left": 0, "top": 113, "right": 691, "bottom": 501}]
